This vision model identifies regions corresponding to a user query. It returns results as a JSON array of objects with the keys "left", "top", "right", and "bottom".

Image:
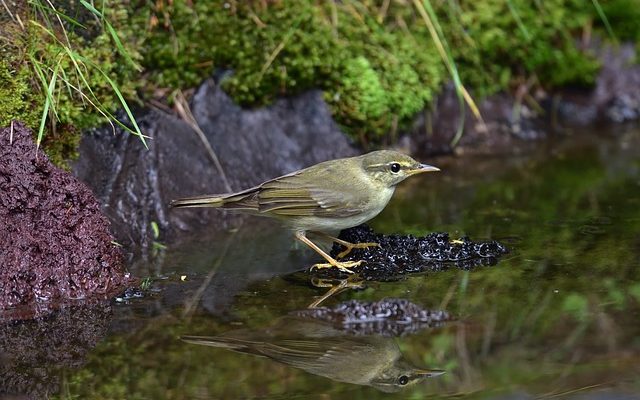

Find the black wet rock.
[
  {"left": 73, "top": 79, "right": 356, "bottom": 251},
  {"left": 294, "top": 298, "right": 451, "bottom": 337},
  {"left": 0, "top": 122, "right": 131, "bottom": 317},
  {"left": 315, "top": 225, "right": 508, "bottom": 280}
]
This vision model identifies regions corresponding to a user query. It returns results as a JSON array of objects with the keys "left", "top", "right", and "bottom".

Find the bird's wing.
[
  {"left": 258, "top": 164, "right": 369, "bottom": 218},
  {"left": 256, "top": 338, "right": 377, "bottom": 373}
]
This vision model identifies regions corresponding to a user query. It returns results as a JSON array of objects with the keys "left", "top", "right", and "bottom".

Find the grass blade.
[
  {"left": 413, "top": 0, "right": 484, "bottom": 147},
  {"left": 591, "top": 0, "right": 616, "bottom": 41},
  {"left": 506, "top": 0, "right": 531, "bottom": 41},
  {"left": 79, "top": 0, "right": 142, "bottom": 71},
  {"left": 36, "top": 61, "right": 60, "bottom": 148}
]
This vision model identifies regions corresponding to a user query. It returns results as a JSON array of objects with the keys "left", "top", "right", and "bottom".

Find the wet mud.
[{"left": 0, "top": 122, "right": 131, "bottom": 318}]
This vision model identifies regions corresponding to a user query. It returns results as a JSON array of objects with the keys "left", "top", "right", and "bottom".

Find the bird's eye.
[
  {"left": 398, "top": 375, "right": 409, "bottom": 385},
  {"left": 390, "top": 163, "right": 401, "bottom": 173}
]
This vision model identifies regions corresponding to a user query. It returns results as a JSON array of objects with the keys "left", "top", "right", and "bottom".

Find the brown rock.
[{"left": 0, "top": 122, "right": 131, "bottom": 317}]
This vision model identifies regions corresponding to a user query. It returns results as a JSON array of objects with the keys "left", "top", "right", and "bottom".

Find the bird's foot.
[
  {"left": 336, "top": 241, "right": 380, "bottom": 259},
  {"left": 310, "top": 260, "right": 364, "bottom": 274}
]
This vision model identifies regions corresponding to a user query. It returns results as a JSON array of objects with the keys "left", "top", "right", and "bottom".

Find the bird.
[
  {"left": 170, "top": 150, "right": 439, "bottom": 273},
  {"left": 181, "top": 315, "right": 444, "bottom": 392}
]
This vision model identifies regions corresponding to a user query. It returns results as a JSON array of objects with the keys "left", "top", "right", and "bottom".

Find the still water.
[{"left": 50, "top": 128, "right": 640, "bottom": 398}]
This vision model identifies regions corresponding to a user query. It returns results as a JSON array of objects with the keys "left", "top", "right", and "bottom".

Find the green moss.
[
  {"left": 0, "top": 0, "right": 142, "bottom": 166},
  {"left": 2, "top": 0, "right": 640, "bottom": 155},
  {"left": 139, "top": 2, "right": 445, "bottom": 139},
  {"left": 449, "top": 0, "right": 600, "bottom": 96},
  {"left": 0, "top": 60, "right": 41, "bottom": 129},
  {"left": 600, "top": 0, "right": 640, "bottom": 42}
]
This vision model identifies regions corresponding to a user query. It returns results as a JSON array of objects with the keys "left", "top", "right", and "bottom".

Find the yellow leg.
[
  {"left": 312, "top": 232, "right": 380, "bottom": 259},
  {"left": 308, "top": 277, "right": 365, "bottom": 308},
  {"left": 295, "top": 231, "right": 363, "bottom": 274}
]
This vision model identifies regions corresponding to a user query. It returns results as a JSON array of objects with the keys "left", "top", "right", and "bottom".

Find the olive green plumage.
[{"left": 171, "top": 150, "right": 439, "bottom": 273}]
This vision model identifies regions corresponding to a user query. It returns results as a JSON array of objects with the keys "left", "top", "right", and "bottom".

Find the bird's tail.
[
  {"left": 170, "top": 194, "right": 225, "bottom": 208},
  {"left": 181, "top": 335, "right": 253, "bottom": 350},
  {"left": 170, "top": 187, "right": 259, "bottom": 210}
]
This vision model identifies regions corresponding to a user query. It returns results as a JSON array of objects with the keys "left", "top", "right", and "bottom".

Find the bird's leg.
[
  {"left": 313, "top": 232, "right": 380, "bottom": 259},
  {"left": 308, "top": 276, "right": 365, "bottom": 308},
  {"left": 295, "top": 231, "right": 363, "bottom": 274}
]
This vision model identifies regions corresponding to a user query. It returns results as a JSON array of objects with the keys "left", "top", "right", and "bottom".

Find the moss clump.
[
  {"left": 138, "top": 1, "right": 631, "bottom": 141},
  {"left": 139, "top": 1, "right": 445, "bottom": 139},
  {"left": 600, "top": 0, "right": 640, "bottom": 42},
  {"left": 0, "top": 60, "right": 41, "bottom": 129},
  {"left": 448, "top": 0, "right": 600, "bottom": 96},
  {"left": 0, "top": 0, "right": 142, "bottom": 166}
]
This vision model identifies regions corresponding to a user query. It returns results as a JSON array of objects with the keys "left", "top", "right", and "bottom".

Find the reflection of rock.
[
  {"left": 313, "top": 225, "right": 508, "bottom": 280},
  {"left": 294, "top": 298, "right": 452, "bottom": 337},
  {"left": 182, "top": 312, "right": 445, "bottom": 392},
  {"left": 0, "top": 123, "right": 129, "bottom": 316},
  {"left": 73, "top": 80, "right": 356, "bottom": 251},
  {"left": 0, "top": 302, "right": 111, "bottom": 397}
]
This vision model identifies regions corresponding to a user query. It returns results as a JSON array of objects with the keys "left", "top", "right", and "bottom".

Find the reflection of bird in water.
[{"left": 182, "top": 316, "right": 443, "bottom": 392}]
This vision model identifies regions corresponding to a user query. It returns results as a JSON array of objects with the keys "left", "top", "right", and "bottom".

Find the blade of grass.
[
  {"left": 79, "top": 54, "right": 148, "bottom": 145},
  {"left": 413, "top": 0, "right": 485, "bottom": 147},
  {"left": 173, "top": 90, "right": 232, "bottom": 192},
  {"left": 55, "top": 71, "right": 118, "bottom": 135},
  {"left": 257, "top": 17, "right": 303, "bottom": 82},
  {"left": 32, "top": 20, "right": 148, "bottom": 145},
  {"left": 29, "top": 56, "right": 59, "bottom": 120},
  {"left": 591, "top": 0, "right": 616, "bottom": 41},
  {"left": 28, "top": 0, "right": 87, "bottom": 30},
  {"left": 506, "top": 0, "right": 531, "bottom": 41},
  {"left": 79, "top": 0, "right": 142, "bottom": 71},
  {"left": 36, "top": 60, "right": 60, "bottom": 148}
]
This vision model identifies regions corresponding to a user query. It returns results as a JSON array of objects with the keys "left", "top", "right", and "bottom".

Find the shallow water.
[{"left": 9, "top": 128, "right": 640, "bottom": 399}]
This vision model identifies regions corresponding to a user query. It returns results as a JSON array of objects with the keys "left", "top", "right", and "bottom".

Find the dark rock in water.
[
  {"left": 73, "top": 79, "right": 356, "bottom": 250},
  {"left": 295, "top": 298, "right": 451, "bottom": 337},
  {"left": 313, "top": 225, "right": 508, "bottom": 280},
  {"left": 0, "top": 302, "right": 111, "bottom": 397},
  {"left": 0, "top": 122, "right": 130, "bottom": 317}
]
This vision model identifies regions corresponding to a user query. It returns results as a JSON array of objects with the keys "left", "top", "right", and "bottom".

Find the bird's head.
[
  {"left": 369, "top": 359, "right": 445, "bottom": 392},
  {"left": 360, "top": 150, "right": 440, "bottom": 187}
]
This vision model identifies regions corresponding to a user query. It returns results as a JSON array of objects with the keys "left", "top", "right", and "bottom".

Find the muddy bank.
[{"left": 0, "top": 123, "right": 130, "bottom": 318}]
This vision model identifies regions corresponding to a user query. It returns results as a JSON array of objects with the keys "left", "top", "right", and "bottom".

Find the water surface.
[{"left": 55, "top": 128, "right": 640, "bottom": 398}]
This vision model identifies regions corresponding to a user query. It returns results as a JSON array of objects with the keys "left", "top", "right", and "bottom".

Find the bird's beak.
[
  {"left": 415, "top": 368, "right": 446, "bottom": 378},
  {"left": 409, "top": 163, "right": 440, "bottom": 175}
]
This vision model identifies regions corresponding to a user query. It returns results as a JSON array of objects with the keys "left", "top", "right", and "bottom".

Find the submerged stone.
[
  {"left": 314, "top": 225, "right": 508, "bottom": 280},
  {"left": 0, "top": 122, "right": 131, "bottom": 318}
]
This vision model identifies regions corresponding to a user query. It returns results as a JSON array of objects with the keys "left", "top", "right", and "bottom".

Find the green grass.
[{"left": 28, "top": 0, "right": 147, "bottom": 149}]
